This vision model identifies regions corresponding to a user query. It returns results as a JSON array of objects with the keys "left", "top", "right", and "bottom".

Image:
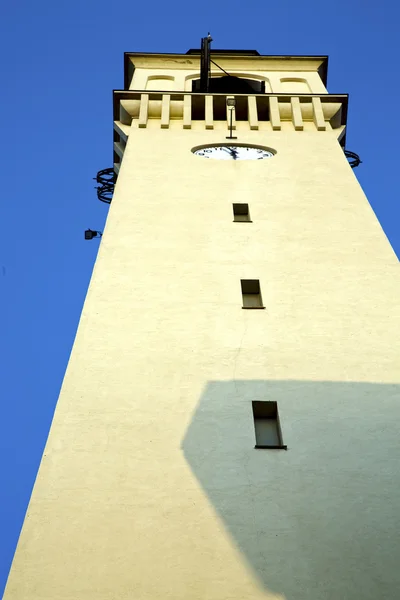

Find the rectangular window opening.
[
  {"left": 241, "top": 279, "right": 264, "bottom": 309},
  {"left": 233, "top": 203, "right": 251, "bottom": 222},
  {"left": 213, "top": 95, "right": 227, "bottom": 121},
  {"left": 234, "top": 95, "right": 249, "bottom": 121},
  {"left": 191, "top": 95, "right": 205, "bottom": 120},
  {"left": 252, "top": 401, "right": 287, "bottom": 449}
]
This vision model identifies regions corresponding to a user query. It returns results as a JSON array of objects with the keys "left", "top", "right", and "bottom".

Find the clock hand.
[
  {"left": 221, "top": 147, "right": 238, "bottom": 159},
  {"left": 221, "top": 147, "right": 233, "bottom": 156}
]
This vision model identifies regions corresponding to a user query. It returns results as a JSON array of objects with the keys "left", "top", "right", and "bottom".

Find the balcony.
[{"left": 114, "top": 90, "right": 346, "bottom": 129}]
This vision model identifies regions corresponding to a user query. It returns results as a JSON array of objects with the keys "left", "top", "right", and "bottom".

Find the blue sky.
[{"left": 1, "top": 0, "right": 399, "bottom": 594}]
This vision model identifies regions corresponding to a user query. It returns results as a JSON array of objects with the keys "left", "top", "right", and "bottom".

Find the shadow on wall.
[{"left": 182, "top": 380, "right": 400, "bottom": 600}]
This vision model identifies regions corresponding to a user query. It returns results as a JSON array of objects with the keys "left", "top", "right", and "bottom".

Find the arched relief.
[
  {"left": 184, "top": 73, "right": 201, "bottom": 91},
  {"left": 145, "top": 75, "right": 175, "bottom": 91},
  {"left": 184, "top": 73, "right": 271, "bottom": 92},
  {"left": 228, "top": 73, "right": 271, "bottom": 93},
  {"left": 280, "top": 78, "right": 312, "bottom": 93}
]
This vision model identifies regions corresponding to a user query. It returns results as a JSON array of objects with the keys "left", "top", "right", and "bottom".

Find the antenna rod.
[{"left": 200, "top": 33, "right": 212, "bottom": 92}]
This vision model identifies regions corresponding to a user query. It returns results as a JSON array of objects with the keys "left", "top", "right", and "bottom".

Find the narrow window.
[
  {"left": 241, "top": 279, "right": 264, "bottom": 309},
  {"left": 233, "top": 203, "right": 251, "bottom": 222},
  {"left": 252, "top": 401, "right": 286, "bottom": 449}
]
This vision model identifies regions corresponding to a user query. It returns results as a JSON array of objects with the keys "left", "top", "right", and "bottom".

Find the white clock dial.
[{"left": 193, "top": 145, "right": 274, "bottom": 161}]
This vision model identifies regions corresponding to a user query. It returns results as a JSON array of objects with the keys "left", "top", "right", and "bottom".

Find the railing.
[{"left": 114, "top": 91, "right": 348, "bottom": 132}]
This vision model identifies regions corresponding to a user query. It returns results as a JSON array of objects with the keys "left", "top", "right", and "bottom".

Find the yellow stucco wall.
[
  {"left": 127, "top": 55, "right": 328, "bottom": 93},
  {"left": 3, "top": 55, "right": 400, "bottom": 600}
]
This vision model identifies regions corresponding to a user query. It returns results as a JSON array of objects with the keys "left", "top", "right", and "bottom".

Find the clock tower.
[{"left": 4, "top": 43, "right": 400, "bottom": 600}]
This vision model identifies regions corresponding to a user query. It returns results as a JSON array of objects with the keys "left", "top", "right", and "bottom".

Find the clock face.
[{"left": 193, "top": 145, "right": 274, "bottom": 161}]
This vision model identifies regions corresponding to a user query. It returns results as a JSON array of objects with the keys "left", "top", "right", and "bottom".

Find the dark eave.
[{"left": 186, "top": 48, "right": 260, "bottom": 56}]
